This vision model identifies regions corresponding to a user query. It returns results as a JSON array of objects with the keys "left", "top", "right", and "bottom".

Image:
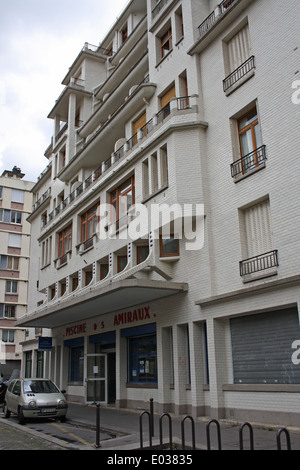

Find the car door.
[{"left": 9, "top": 380, "right": 21, "bottom": 413}]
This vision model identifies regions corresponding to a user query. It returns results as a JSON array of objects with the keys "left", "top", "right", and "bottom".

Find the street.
[{"left": 0, "top": 412, "right": 115, "bottom": 450}]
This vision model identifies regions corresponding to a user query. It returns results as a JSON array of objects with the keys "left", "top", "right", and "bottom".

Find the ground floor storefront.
[{"left": 21, "top": 281, "right": 300, "bottom": 427}]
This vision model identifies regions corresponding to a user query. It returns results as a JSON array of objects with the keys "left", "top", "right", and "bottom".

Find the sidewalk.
[{"left": 66, "top": 402, "right": 300, "bottom": 450}]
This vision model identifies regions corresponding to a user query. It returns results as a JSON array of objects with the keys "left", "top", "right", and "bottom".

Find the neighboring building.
[
  {"left": 18, "top": 0, "right": 300, "bottom": 427},
  {"left": 0, "top": 167, "right": 34, "bottom": 379}
]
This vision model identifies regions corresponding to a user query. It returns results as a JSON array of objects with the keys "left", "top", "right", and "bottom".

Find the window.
[
  {"left": 0, "top": 209, "right": 22, "bottom": 224},
  {"left": 7, "top": 256, "right": 19, "bottom": 270},
  {"left": 0, "top": 187, "right": 2, "bottom": 199},
  {"left": 100, "top": 264, "right": 109, "bottom": 280},
  {"left": 11, "top": 189, "right": 24, "bottom": 204},
  {"left": 58, "top": 225, "right": 72, "bottom": 259},
  {"left": 81, "top": 205, "right": 99, "bottom": 248},
  {"left": 132, "top": 112, "right": 146, "bottom": 145},
  {"left": 5, "top": 280, "right": 18, "bottom": 294},
  {"left": 42, "top": 237, "right": 52, "bottom": 267},
  {"left": 69, "top": 346, "right": 84, "bottom": 382},
  {"left": 175, "top": 7, "right": 184, "bottom": 42},
  {"left": 238, "top": 109, "right": 262, "bottom": 160},
  {"left": 10, "top": 211, "right": 22, "bottom": 224},
  {"left": 223, "top": 22, "right": 255, "bottom": 93},
  {"left": 161, "top": 28, "right": 172, "bottom": 58},
  {"left": 142, "top": 145, "right": 168, "bottom": 200},
  {"left": 2, "top": 330, "right": 14, "bottom": 343},
  {"left": 227, "top": 23, "right": 251, "bottom": 74},
  {"left": 121, "top": 24, "right": 128, "bottom": 44},
  {"left": 239, "top": 198, "right": 278, "bottom": 277},
  {"left": 0, "top": 255, "right": 19, "bottom": 271},
  {"left": 8, "top": 233, "right": 21, "bottom": 248},
  {"left": 5, "top": 305, "right": 16, "bottom": 318},
  {"left": 160, "top": 235, "right": 180, "bottom": 257},
  {"left": 25, "top": 351, "right": 32, "bottom": 378},
  {"left": 117, "top": 255, "right": 127, "bottom": 273},
  {"left": 128, "top": 335, "right": 157, "bottom": 383},
  {"left": 137, "top": 245, "right": 149, "bottom": 264},
  {"left": 111, "top": 177, "right": 135, "bottom": 230},
  {"left": 36, "top": 351, "right": 44, "bottom": 378},
  {"left": 231, "top": 106, "right": 265, "bottom": 178}
]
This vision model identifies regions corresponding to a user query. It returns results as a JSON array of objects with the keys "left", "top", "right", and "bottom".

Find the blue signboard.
[{"left": 38, "top": 337, "right": 53, "bottom": 351}]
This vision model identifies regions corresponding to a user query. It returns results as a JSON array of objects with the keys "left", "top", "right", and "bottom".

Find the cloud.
[{"left": 0, "top": 0, "right": 128, "bottom": 182}]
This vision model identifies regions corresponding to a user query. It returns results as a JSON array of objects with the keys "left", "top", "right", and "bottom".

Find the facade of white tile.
[
  {"left": 0, "top": 167, "right": 34, "bottom": 379},
  {"left": 18, "top": 0, "right": 300, "bottom": 426}
]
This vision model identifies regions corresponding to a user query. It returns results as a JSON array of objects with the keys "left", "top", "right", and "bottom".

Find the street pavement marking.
[{"left": 50, "top": 422, "right": 91, "bottom": 446}]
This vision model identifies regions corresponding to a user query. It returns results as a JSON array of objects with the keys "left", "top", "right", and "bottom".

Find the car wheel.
[
  {"left": 18, "top": 407, "right": 25, "bottom": 425},
  {"left": 60, "top": 415, "right": 66, "bottom": 423},
  {"left": 3, "top": 403, "right": 10, "bottom": 419}
]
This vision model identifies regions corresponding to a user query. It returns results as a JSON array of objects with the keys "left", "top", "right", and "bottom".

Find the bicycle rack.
[
  {"left": 239, "top": 422, "right": 254, "bottom": 450},
  {"left": 181, "top": 415, "right": 196, "bottom": 450}
]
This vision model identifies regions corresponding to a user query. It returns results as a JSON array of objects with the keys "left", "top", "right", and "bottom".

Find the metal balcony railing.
[
  {"left": 198, "top": 0, "right": 238, "bottom": 38},
  {"left": 231, "top": 145, "right": 266, "bottom": 178},
  {"left": 240, "top": 250, "right": 279, "bottom": 277},
  {"left": 223, "top": 56, "right": 255, "bottom": 92}
]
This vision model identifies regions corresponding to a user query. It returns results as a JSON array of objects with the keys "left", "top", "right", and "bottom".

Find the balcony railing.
[
  {"left": 240, "top": 250, "right": 279, "bottom": 277},
  {"left": 198, "top": 0, "right": 238, "bottom": 38},
  {"left": 231, "top": 145, "right": 266, "bottom": 178},
  {"left": 223, "top": 56, "right": 255, "bottom": 92},
  {"left": 43, "top": 95, "right": 193, "bottom": 228},
  {"left": 152, "top": 0, "right": 168, "bottom": 19}
]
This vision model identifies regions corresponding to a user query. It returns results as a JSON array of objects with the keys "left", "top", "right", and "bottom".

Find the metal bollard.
[{"left": 95, "top": 403, "right": 101, "bottom": 448}]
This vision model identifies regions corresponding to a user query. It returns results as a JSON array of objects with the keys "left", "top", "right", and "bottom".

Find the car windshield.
[{"left": 23, "top": 380, "right": 60, "bottom": 394}]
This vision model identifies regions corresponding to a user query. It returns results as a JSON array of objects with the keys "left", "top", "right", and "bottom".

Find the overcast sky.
[{"left": 0, "top": 0, "right": 128, "bottom": 182}]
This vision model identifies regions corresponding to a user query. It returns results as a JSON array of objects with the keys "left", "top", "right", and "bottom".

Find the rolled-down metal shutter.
[{"left": 230, "top": 308, "right": 300, "bottom": 384}]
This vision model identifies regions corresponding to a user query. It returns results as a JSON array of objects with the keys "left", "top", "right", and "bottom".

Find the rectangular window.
[
  {"left": 238, "top": 108, "right": 262, "bottom": 161},
  {"left": 160, "top": 235, "right": 180, "bottom": 257},
  {"left": 2, "top": 330, "right": 14, "bottom": 343},
  {"left": 10, "top": 211, "right": 22, "bottom": 224},
  {"left": 4, "top": 305, "right": 16, "bottom": 318},
  {"left": 128, "top": 335, "right": 157, "bottom": 383},
  {"left": 81, "top": 205, "right": 99, "bottom": 247},
  {"left": 36, "top": 351, "right": 44, "bottom": 378},
  {"left": 241, "top": 198, "right": 274, "bottom": 260},
  {"left": 69, "top": 346, "right": 84, "bottom": 382},
  {"left": 161, "top": 28, "right": 172, "bottom": 58},
  {"left": 5, "top": 280, "right": 18, "bottom": 294},
  {"left": 227, "top": 23, "right": 251, "bottom": 73},
  {"left": 11, "top": 189, "right": 24, "bottom": 204},
  {"left": 132, "top": 112, "right": 146, "bottom": 145},
  {"left": 58, "top": 225, "right": 72, "bottom": 258},
  {"left": 25, "top": 351, "right": 32, "bottom": 378},
  {"left": 8, "top": 233, "right": 22, "bottom": 248},
  {"left": 7, "top": 256, "right": 19, "bottom": 271},
  {"left": 111, "top": 176, "right": 135, "bottom": 230},
  {"left": 137, "top": 245, "right": 150, "bottom": 264}
]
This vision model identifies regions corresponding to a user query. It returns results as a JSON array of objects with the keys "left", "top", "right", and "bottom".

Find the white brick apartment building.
[
  {"left": 0, "top": 167, "right": 33, "bottom": 379},
  {"left": 18, "top": 0, "right": 300, "bottom": 427}
]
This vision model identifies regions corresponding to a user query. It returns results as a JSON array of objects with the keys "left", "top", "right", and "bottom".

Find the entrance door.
[{"left": 86, "top": 354, "right": 107, "bottom": 403}]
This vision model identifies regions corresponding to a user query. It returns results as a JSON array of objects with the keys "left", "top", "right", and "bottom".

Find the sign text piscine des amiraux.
[{"left": 65, "top": 306, "right": 156, "bottom": 336}]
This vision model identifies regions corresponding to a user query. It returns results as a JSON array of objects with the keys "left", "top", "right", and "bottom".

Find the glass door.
[{"left": 86, "top": 354, "right": 107, "bottom": 403}]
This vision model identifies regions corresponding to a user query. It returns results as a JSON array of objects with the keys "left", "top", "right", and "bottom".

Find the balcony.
[
  {"left": 231, "top": 145, "right": 267, "bottom": 179},
  {"left": 42, "top": 96, "right": 195, "bottom": 229},
  {"left": 198, "top": 0, "right": 238, "bottom": 38},
  {"left": 240, "top": 250, "right": 279, "bottom": 278},
  {"left": 188, "top": 0, "right": 251, "bottom": 56},
  {"left": 223, "top": 56, "right": 255, "bottom": 94}
]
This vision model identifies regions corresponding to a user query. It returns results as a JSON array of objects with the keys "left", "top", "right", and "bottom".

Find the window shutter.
[
  {"left": 244, "top": 199, "right": 273, "bottom": 258},
  {"left": 228, "top": 24, "right": 251, "bottom": 72}
]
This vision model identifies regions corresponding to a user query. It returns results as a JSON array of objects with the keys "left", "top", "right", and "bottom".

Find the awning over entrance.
[{"left": 17, "top": 279, "right": 188, "bottom": 329}]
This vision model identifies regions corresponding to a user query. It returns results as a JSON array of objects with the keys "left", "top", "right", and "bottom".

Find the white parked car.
[{"left": 3, "top": 378, "right": 68, "bottom": 424}]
